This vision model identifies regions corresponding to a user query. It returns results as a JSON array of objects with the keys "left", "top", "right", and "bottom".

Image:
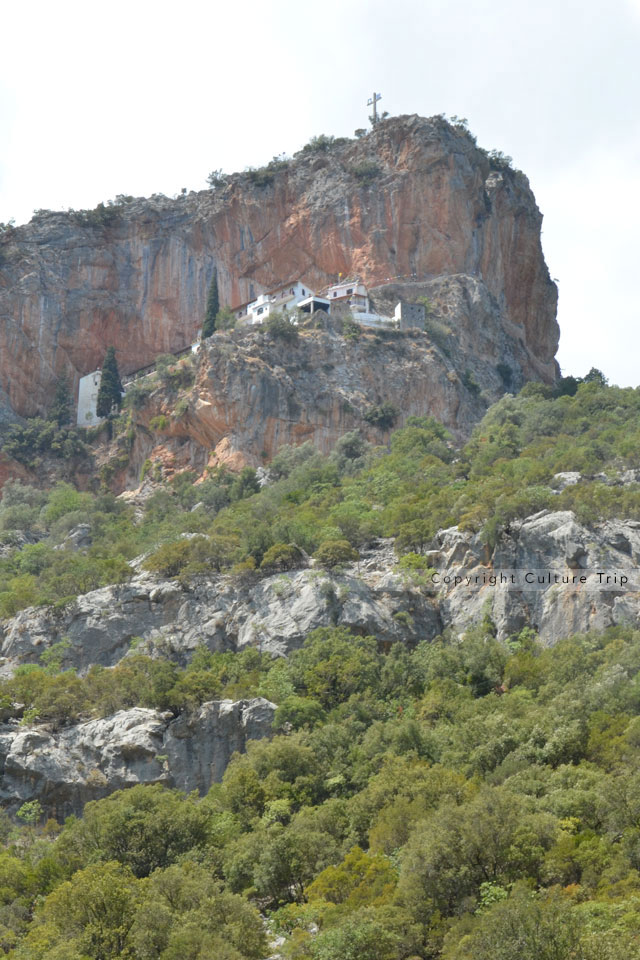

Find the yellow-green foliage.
[
  {"left": 260, "top": 542, "right": 304, "bottom": 572},
  {"left": 4, "top": 379, "right": 640, "bottom": 619},
  {"left": 4, "top": 625, "right": 640, "bottom": 957},
  {"left": 143, "top": 534, "right": 242, "bottom": 579},
  {"left": 149, "top": 415, "right": 169, "bottom": 432},
  {"left": 313, "top": 539, "right": 359, "bottom": 568},
  {"left": 3, "top": 377, "right": 640, "bottom": 956}
]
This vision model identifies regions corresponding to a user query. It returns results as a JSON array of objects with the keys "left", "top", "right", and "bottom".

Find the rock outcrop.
[
  {"left": 432, "top": 511, "right": 640, "bottom": 643},
  {"left": 122, "top": 272, "right": 541, "bottom": 476},
  {"left": 1, "top": 511, "right": 639, "bottom": 816},
  {"left": 0, "top": 698, "right": 275, "bottom": 818},
  {"left": 0, "top": 115, "right": 558, "bottom": 421},
  {"left": 2, "top": 513, "right": 638, "bottom": 680},
  {"left": 0, "top": 541, "right": 442, "bottom": 675}
]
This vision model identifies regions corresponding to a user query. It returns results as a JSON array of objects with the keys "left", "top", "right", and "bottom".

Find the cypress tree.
[
  {"left": 96, "top": 347, "right": 123, "bottom": 419},
  {"left": 203, "top": 272, "right": 219, "bottom": 338},
  {"left": 51, "top": 375, "right": 72, "bottom": 427}
]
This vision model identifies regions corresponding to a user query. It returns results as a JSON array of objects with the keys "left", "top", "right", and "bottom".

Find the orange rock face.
[
  {"left": 0, "top": 114, "right": 558, "bottom": 421},
  {"left": 116, "top": 270, "right": 554, "bottom": 488}
]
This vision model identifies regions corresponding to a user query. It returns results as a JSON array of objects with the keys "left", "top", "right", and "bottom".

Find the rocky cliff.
[
  {"left": 0, "top": 115, "right": 568, "bottom": 821},
  {"left": 0, "top": 115, "right": 558, "bottom": 421},
  {"left": 2, "top": 512, "right": 637, "bottom": 677},
  {"left": 0, "top": 699, "right": 275, "bottom": 818},
  {"left": 120, "top": 272, "right": 544, "bottom": 477}
]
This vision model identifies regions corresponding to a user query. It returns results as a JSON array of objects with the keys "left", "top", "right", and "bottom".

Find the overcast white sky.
[{"left": 2, "top": 0, "right": 639, "bottom": 385}]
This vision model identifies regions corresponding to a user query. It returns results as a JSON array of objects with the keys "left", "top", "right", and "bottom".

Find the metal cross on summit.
[{"left": 367, "top": 91, "right": 382, "bottom": 125}]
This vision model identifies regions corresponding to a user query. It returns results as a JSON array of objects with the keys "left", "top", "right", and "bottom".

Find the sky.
[{"left": 2, "top": 0, "right": 639, "bottom": 386}]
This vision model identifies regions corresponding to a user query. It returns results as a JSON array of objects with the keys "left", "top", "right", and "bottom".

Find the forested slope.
[{"left": 0, "top": 375, "right": 640, "bottom": 957}]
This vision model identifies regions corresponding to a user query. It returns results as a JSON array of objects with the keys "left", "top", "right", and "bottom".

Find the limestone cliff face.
[
  {"left": 0, "top": 699, "right": 275, "bottom": 818},
  {"left": 2, "top": 510, "right": 638, "bottom": 678},
  {"left": 117, "top": 272, "right": 552, "bottom": 481},
  {"left": 0, "top": 115, "right": 558, "bottom": 420}
]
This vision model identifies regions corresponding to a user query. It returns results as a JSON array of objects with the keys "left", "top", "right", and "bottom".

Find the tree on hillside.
[
  {"left": 203, "top": 272, "right": 219, "bottom": 338},
  {"left": 51, "top": 375, "right": 72, "bottom": 427},
  {"left": 96, "top": 347, "right": 123, "bottom": 420},
  {"left": 583, "top": 367, "right": 608, "bottom": 387}
]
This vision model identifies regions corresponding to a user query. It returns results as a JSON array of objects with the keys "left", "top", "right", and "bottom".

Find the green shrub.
[
  {"left": 260, "top": 543, "right": 304, "bottom": 573},
  {"left": 246, "top": 167, "right": 275, "bottom": 187},
  {"left": 425, "top": 316, "right": 454, "bottom": 355},
  {"left": 342, "top": 318, "right": 361, "bottom": 341},
  {"left": 363, "top": 402, "right": 398, "bottom": 429},
  {"left": 314, "top": 539, "right": 359, "bottom": 568},
  {"left": 149, "top": 415, "right": 168, "bottom": 432},
  {"left": 16, "top": 799, "right": 43, "bottom": 825},
  {"left": 486, "top": 148, "right": 514, "bottom": 171},
  {"left": 350, "top": 160, "right": 381, "bottom": 183},
  {"left": 269, "top": 441, "right": 317, "bottom": 480},
  {"left": 122, "top": 376, "right": 157, "bottom": 409},
  {"left": 245, "top": 155, "right": 289, "bottom": 187},
  {"left": 143, "top": 538, "right": 204, "bottom": 577},
  {"left": 0, "top": 574, "right": 39, "bottom": 617},
  {"left": 207, "top": 169, "right": 228, "bottom": 188},
  {"left": 273, "top": 696, "right": 326, "bottom": 731},
  {"left": 143, "top": 535, "right": 242, "bottom": 578},
  {"left": 396, "top": 552, "right": 436, "bottom": 587},
  {"left": 301, "top": 134, "right": 340, "bottom": 153},
  {"left": 71, "top": 201, "right": 122, "bottom": 226},
  {"left": 155, "top": 354, "right": 195, "bottom": 391},
  {"left": 3, "top": 418, "right": 89, "bottom": 467},
  {"left": 139, "top": 458, "right": 153, "bottom": 482},
  {"left": 553, "top": 375, "right": 580, "bottom": 397},
  {"left": 216, "top": 305, "right": 237, "bottom": 330},
  {"left": 462, "top": 368, "right": 481, "bottom": 396},
  {"left": 266, "top": 311, "right": 298, "bottom": 343},
  {"left": 0, "top": 481, "right": 47, "bottom": 532},
  {"left": 43, "top": 483, "right": 92, "bottom": 525},
  {"left": 173, "top": 396, "right": 189, "bottom": 418}
]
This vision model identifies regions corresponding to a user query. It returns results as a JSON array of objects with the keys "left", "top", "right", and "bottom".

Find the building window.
[
  {"left": 347, "top": 288, "right": 353, "bottom": 295},
  {"left": 257, "top": 307, "right": 263, "bottom": 315}
]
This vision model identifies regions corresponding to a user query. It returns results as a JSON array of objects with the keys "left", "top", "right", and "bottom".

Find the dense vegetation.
[
  {"left": 1, "top": 373, "right": 87, "bottom": 468},
  {"left": 3, "top": 623, "right": 640, "bottom": 957},
  {"left": 1, "top": 376, "right": 640, "bottom": 956},
  {"left": 1, "top": 376, "right": 640, "bottom": 617}
]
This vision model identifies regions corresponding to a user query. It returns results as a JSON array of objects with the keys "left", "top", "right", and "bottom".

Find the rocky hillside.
[
  {"left": 116, "top": 271, "right": 543, "bottom": 479},
  {"left": 3, "top": 117, "right": 640, "bottom": 960},
  {"left": 0, "top": 114, "right": 558, "bottom": 422},
  {"left": 3, "top": 511, "right": 639, "bottom": 681},
  {"left": 0, "top": 506, "right": 638, "bottom": 814},
  {"left": 1, "top": 373, "right": 640, "bottom": 958},
  {"left": 1, "top": 378, "right": 640, "bottom": 816}
]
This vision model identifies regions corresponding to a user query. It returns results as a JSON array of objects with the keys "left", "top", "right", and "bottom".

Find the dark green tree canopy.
[
  {"left": 51, "top": 375, "right": 72, "bottom": 427},
  {"left": 96, "top": 347, "right": 123, "bottom": 419},
  {"left": 203, "top": 271, "right": 219, "bottom": 338}
]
